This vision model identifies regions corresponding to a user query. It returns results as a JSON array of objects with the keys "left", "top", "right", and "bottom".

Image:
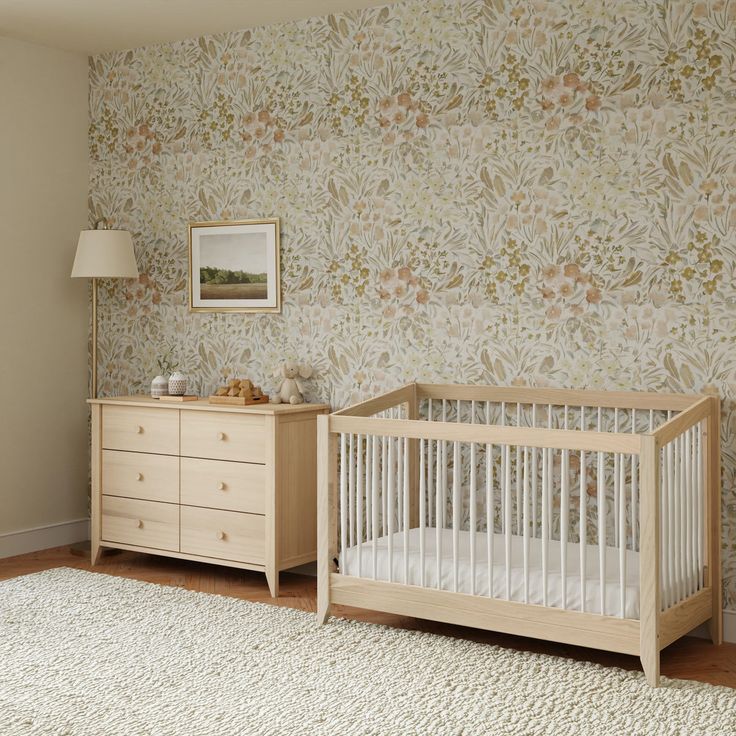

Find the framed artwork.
[{"left": 188, "top": 218, "right": 281, "bottom": 313}]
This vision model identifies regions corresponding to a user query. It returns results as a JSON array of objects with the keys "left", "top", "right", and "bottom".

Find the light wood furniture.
[
  {"left": 89, "top": 396, "right": 329, "bottom": 596},
  {"left": 317, "top": 383, "right": 723, "bottom": 687}
]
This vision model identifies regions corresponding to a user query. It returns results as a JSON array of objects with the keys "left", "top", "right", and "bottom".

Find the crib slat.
[
  {"left": 664, "top": 438, "right": 674, "bottom": 608},
  {"left": 672, "top": 432, "right": 679, "bottom": 606},
  {"left": 504, "top": 440, "right": 512, "bottom": 601},
  {"left": 470, "top": 402, "right": 477, "bottom": 596},
  {"left": 340, "top": 433, "right": 348, "bottom": 575},
  {"left": 531, "top": 404, "right": 538, "bottom": 536},
  {"left": 500, "top": 402, "right": 511, "bottom": 600},
  {"left": 579, "top": 407, "right": 587, "bottom": 613},
  {"left": 619, "top": 452, "right": 626, "bottom": 618},
  {"left": 452, "top": 439, "right": 460, "bottom": 593},
  {"left": 523, "top": 444, "right": 530, "bottom": 604},
  {"left": 387, "top": 434, "right": 395, "bottom": 583},
  {"left": 697, "top": 423, "right": 704, "bottom": 590},
  {"left": 348, "top": 433, "right": 355, "bottom": 548},
  {"left": 693, "top": 426, "right": 699, "bottom": 594},
  {"left": 674, "top": 433, "right": 681, "bottom": 604},
  {"left": 436, "top": 436, "right": 442, "bottom": 590},
  {"left": 357, "top": 434, "right": 363, "bottom": 577},
  {"left": 682, "top": 430, "right": 692, "bottom": 598},
  {"left": 597, "top": 407, "right": 606, "bottom": 616},
  {"left": 678, "top": 432, "right": 686, "bottom": 602},
  {"left": 381, "top": 435, "right": 388, "bottom": 537},
  {"left": 441, "top": 400, "right": 448, "bottom": 529},
  {"left": 631, "top": 409, "right": 638, "bottom": 552},
  {"left": 693, "top": 426, "right": 700, "bottom": 593},
  {"left": 516, "top": 403, "right": 522, "bottom": 536},
  {"left": 365, "top": 435, "right": 372, "bottom": 574},
  {"left": 614, "top": 409, "right": 620, "bottom": 547},
  {"left": 397, "top": 429, "right": 404, "bottom": 536},
  {"left": 427, "top": 399, "right": 434, "bottom": 528},
  {"left": 542, "top": 414, "right": 550, "bottom": 607},
  {"left": 686, "top": 428, "right": 694, "bottom": 596},
  {"left": 683, "top": 430, "right": 689, "bottom": 598},
  {"left": 561, "top": 405, "right": 569, "bottom": 610},
  {"left": 372, "top": 435, "right": 379, "bottom": 580},
  {"left": 670, "top": 432, "right": 678, "bottom": 605},
  {"left": 485, "top": 401, "right": 494, "bottom": 599},
  {"left": 419, "top": 438, "right": 426, "bottom": 588},
  {"left": 403, "top": 436, "right": 410, "bottom": 586}
]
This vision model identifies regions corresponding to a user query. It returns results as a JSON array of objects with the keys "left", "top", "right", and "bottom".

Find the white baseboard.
[
  {"left": 688, "top": 609, "right": 736, "bottom": 644},
  {"left": 726, "top": 610, "right": 736, "bottom": 643},
  {"left": 0, "top": 518, "right": 90, "bottom": 559},
  {"left": 288, "top": 561, "right": 317, "bottom": 577}
]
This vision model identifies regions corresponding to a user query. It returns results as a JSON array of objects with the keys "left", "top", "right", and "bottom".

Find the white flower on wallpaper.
[{"left": 88, "top": 0, "right": 736, "bottom": 607}]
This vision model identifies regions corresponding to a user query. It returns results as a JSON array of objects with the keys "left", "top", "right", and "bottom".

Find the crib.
[{"left": 316, "top": 383, "right": 723, "bottom": 687}]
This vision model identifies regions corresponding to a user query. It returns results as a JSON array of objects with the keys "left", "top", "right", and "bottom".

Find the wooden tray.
[
  {"left": 158, "top": 395, "right": 199, "bottom": 402},
  {"left": 208, "top": 394, "right": 270, "bottom": 406}
]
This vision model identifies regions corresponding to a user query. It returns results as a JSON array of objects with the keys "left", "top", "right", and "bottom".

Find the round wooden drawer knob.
[
  {"left": 217, "top": 431, "right": 227, "bottom": 441},
  {"left": 217, "top": 531, "right": 226, "bottom": 541},
  {"left": 136, "top": 519, "right": 144, "bottom": 529},
  {"left": 136, "top": 425, "right": 144, "bottom": 434},
  {"left": 136, "top": 473, "right": 144, "bottom": 482},
  {"left": 217, "top": 482, "right": 226, "bottom": 491}
]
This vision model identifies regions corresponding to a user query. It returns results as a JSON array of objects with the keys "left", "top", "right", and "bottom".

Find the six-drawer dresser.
[{"left": 88, "top": 396, "right": 329, "bottom": 596}]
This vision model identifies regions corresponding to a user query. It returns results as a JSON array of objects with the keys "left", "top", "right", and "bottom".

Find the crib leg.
[
  {"left": 316, "top": 415, "right": 336, "bottom": 626},
  {"left": 639, "top": 435, "right": 660, "bottom": 688},
  {"left": 317, "top": 596, "right": 331, "bottom": 625},
  {"left": 640, "top": 643, "right": 660, "bottom": 688}
]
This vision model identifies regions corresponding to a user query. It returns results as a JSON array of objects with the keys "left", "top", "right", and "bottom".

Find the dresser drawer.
[
  {"left": 102, "top": 450, "right": 179, "bottom": 503},
  {"left": 103, "top": 405, "right": 179, "bottom": 455},
  {"left": 180, "top": 457, "right": 265, "bottom": 514},
  {"left": 180, "top": 506, "right": 265, "bottom": 564},
  {"left": 180, "top": 411, "right": 265, "bottom": 464},
  {"left": 101, "top": 496, "right": 179, "bottom": 552}
]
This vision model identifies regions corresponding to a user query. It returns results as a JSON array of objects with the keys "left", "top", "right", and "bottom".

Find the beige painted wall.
[{"left": 0, "top": 36, "right": 89, "bottom": 536}]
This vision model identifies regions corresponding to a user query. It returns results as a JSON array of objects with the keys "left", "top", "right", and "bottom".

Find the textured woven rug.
[{"left": 1, "top": 568, "right": 734, "bottom": 736}]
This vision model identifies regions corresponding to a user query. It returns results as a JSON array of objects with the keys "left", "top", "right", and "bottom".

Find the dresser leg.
[
  {"left": 265, "top": 568, "right": 279, "bottom": 598},
  {"left": 90, "top": 539, "right": 101, "bottom": 566}
]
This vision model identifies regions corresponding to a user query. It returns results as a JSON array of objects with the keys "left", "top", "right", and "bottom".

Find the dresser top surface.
[{"left": 88, "top": 395, "right": 330, "bottom": 415}]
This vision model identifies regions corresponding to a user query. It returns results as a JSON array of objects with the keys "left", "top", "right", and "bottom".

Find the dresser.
[{"left": 88, "top": 396, "right": 329, "bottom": 597}]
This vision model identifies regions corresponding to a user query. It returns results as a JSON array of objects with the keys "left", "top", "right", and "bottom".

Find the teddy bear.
[{"left": 270, "top": 362, "right": 313, "bottom": 404}]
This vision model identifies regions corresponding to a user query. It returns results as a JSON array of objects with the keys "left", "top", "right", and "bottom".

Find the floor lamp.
[
  {"left": 70, "top": 224, "right": 138, "bottom": 557},
  {"left": 71, "top": 223, "right": 139, "bottom": 398}
]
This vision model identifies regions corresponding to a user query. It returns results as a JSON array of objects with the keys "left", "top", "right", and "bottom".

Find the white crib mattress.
[{"left": 341, "top": 527, "right": 641, "bottom": 619}]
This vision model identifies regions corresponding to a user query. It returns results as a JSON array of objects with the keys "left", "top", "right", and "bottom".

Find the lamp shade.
[{"left": 71, "top": 229, "right": 139, "bottom": 278}]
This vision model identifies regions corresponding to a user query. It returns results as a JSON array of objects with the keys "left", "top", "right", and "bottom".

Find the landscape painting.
[{"left": 189, "top": 219, "right": 280, "bottom": 312}]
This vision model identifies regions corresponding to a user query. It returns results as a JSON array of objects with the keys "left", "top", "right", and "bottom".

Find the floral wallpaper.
[{"left": 89, "top": 0, "right": 736, "bottom": 608}]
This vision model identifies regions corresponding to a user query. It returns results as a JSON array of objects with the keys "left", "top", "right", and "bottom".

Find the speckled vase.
[
  {"left": 151, "top": 375, "right": 169, "bottom": 398},
  {"left": 168, "top": 371, "right": 188, "bottom": 396}
]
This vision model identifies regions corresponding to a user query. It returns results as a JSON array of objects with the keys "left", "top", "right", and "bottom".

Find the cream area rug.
[{"left": 1, "top": 569, "right": 734, "bottom": 736}]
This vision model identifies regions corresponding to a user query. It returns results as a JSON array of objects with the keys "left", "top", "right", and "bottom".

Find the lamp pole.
[{"left": 92, "top": 276, "right": 98, "bottom": 399}]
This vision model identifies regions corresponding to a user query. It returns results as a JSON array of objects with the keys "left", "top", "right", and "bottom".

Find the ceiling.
[{"left": 0, "top": 0, "right": 403, "bottom": 55}]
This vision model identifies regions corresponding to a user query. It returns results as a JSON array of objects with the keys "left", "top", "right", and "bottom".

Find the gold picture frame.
[{"left": 188, "top": 218, "right": 281, "bottom": 313}]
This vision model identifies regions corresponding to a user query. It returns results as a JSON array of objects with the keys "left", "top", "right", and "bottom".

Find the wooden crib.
[{"left": 316, "top": 383, "right": 723, "bottom": 687}]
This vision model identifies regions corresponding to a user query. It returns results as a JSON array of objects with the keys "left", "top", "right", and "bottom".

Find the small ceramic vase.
[
  {"left": 168, "top": 371, "right": 188, "bottom": 396},
  {"left": 151, "top": 375, "right": 169, "bottom": 398}
]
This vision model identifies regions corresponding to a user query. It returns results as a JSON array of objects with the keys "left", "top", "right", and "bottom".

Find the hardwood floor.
[{"left": 1, "top": 545, "right": 734, "bottom": 689}]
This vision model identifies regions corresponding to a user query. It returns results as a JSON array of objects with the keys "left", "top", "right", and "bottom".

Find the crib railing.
[{"left": 317, "top": 383, "right": 721, "bottom": 685}]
